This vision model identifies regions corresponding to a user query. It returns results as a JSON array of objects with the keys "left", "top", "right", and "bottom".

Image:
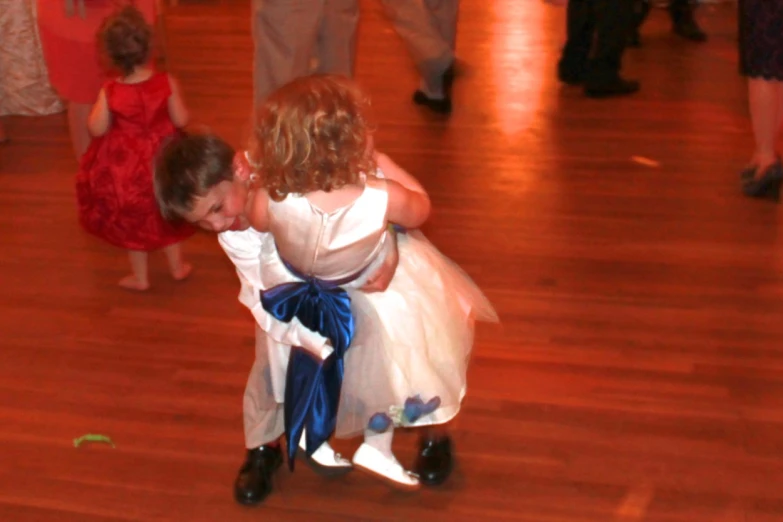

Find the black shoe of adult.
[
  {"left": 584, "top": 78, "right": 640, "bottom": 99},
  {"left": 412, "top": 90, "right": 452, "bottom": 115}
]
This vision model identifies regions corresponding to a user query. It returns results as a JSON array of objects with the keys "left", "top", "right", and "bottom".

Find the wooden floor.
[{"left": 2, "top": 1, "right": 781, "bottom": 521}]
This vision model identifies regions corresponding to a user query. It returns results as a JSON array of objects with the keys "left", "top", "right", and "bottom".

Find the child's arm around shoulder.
[
  {"left": 375, "top": 152, "right": 431, "bottom": 229},
  {"left": 247, "top": 188, "right": 271, "bottom": 233},
  {"left": 87, "top": 88, "right": 111, "bottom": 137},
  {"left": 167, "top": 74, "right": 189, "bottom": 128}
]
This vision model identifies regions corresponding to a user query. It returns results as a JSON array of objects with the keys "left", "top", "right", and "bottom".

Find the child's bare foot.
[
  {"left": 119, "top": 274, "right": 150, "bottom": 291},
  {"left": 171, "top": 262, "right": 192, "bottom": 281}
]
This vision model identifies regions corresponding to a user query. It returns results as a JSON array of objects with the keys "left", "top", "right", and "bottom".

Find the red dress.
[{"left": 76, "top": 72, "right": 195, "bottom": 251}]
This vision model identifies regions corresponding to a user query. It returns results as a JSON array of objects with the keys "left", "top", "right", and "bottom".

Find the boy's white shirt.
[{"left": 217, "top": 227, "right": 334, "bottom": 360}]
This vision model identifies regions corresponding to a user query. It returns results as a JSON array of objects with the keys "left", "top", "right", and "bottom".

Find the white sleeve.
[{"left": 217, "top": 229, "right": 334, "bottom": 360}]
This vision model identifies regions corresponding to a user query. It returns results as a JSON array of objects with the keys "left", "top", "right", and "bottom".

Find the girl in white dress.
[{"left": 246, "top": 74, "right": 498, "bottom": 489}]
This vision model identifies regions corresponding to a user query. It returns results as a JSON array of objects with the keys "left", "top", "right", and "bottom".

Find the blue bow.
[{"left": 261, "top": 275, "right": 354, "bottom": 470}]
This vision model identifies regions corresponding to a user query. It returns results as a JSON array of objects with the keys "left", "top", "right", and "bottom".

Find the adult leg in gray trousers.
[
  {"left": 380, "top": 0, "right": 459, "bottom": 114},
  {"left": 252, "top": 0, "right": 359, "bottom": 111},
  {"left": 315, "top": 0, "right": 360, "bottom": 76}
]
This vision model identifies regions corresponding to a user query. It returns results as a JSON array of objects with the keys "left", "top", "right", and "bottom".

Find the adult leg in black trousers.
[
  {"left": 629, "top": 0, "right": 651, "bottom": 47},
  {"left": 669, "top": 0, "right": 706, "bottom": 41},
  {"left": 630, "top": 0, "right": 706, "bottom": 46},
  {"left": 557, "top": 0, "right": 594, "bottom": 85},
  {"left": 558, "top": 0, "right": 638, "bottom": 98},
  {"left": 585, "top": 0, "right": 638, "bottom": 97}
]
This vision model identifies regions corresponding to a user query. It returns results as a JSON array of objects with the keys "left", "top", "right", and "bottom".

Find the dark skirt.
[{"left": 739, "top": 0, "right": 783, "bottom": 80}]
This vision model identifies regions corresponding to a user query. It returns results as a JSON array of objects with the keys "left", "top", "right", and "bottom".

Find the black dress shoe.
[
  {"left": 413, "top": 91, "right": 452, "bottom": 115},
  {"left": 413, "top": 62, "right": 456, "bottom": 115},
  {"left": 584, "top": 78, "right": 640, "bottom": 99},
  {"left": 557, "top": 68, "right": 584, "bottom": 86},
  {"left": 742, "top": 162, "right": 783, "bottom": 202},
  {"left": 670, "top": 7, "right": 707, "bottom": 42},
  {"left": 414, "top": 436, "right": 453, "bottom": 486},
  {"left": 233, "top": 445, "right": 284, "bottom": 506},
  {"left": 673, "top": 18, "right": 707, "bottom": 42}
]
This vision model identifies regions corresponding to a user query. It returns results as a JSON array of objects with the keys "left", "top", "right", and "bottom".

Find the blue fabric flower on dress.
[
  {"left": 368, "top": 412, "right": 393, "bottom": 432},
  {"left": 403, "top": 395, "right": 441, "bottom": 423},
  {"left": 367, "top": 394, "right": 441, "bottom": 432}
]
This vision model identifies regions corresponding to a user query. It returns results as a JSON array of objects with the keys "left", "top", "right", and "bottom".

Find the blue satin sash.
[
  {"left": 260, "top": 258, "right": 362, "bottom": 469},
  {"left": 260, "top": 226, "right": 406, "bottom": 469}
]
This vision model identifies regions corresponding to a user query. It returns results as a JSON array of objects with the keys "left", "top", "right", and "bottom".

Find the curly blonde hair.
[{"left": 251, "top": 75, "right": 376, "bottom": 201}]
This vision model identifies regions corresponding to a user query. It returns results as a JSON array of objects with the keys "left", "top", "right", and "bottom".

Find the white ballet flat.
[
  {"left": 298, "top": 430, "right": 352, "bottom": 471},
  {"left": 352, "top": 443, "right": 421, "bottom": 490}
]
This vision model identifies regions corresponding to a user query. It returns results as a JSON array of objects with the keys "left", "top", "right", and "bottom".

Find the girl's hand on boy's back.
[
  {"left": 360, "top": 231, "right": 399, "bottom": 293},
  {"left": 375, "top": 152, "right": 431, "bottom": 230}
]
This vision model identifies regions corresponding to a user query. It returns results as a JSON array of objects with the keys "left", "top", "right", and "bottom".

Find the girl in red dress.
[
  {"left": 38, "top": 0, "right": 158, "bottom": 160},
  {"left": 76, "top": 5, "right": 194, "bottom": 291}
]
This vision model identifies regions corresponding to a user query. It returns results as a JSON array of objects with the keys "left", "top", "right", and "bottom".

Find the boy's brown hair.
[
  {"left": 154, "top": 134, "right": 236, "bottom": 220},
  {"left": 251, "top": 74, "right": 376, "bottom": 202},
  {"left": 99, "top": 5, "right": 152, "bottom": 76}
]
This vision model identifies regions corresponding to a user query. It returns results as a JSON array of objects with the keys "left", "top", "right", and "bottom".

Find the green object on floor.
[{"left": 73, "top": 434, "right": 116, "bottom": 448}]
